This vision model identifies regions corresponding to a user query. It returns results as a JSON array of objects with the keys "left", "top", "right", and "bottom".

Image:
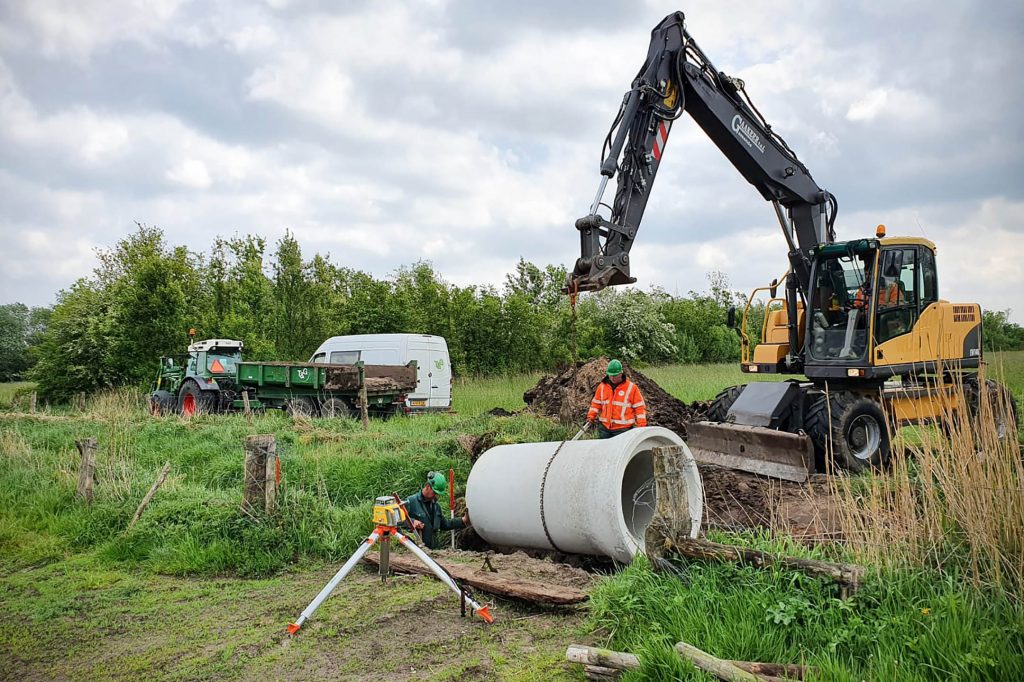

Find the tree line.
[{"left": 2, "top": 224, "right": 1022, "bottom": 400}]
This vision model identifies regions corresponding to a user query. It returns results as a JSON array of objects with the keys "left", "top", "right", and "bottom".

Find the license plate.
[{"left": 410, "top": 399, "right": 427, "bottom": 407}]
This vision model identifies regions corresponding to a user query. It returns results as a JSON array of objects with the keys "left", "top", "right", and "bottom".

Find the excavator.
[{"left": 566, "top": 11, "right": 1017, "bottom": 481}]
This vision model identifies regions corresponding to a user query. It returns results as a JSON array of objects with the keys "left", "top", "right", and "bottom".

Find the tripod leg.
[
  {"left": 288, "top": 531, "right": 380, "bottom": 634},
  {"left": 394, "top": 530, "right": 494, "bottom": 623}
]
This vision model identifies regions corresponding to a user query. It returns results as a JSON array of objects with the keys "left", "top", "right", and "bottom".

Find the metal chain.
[{"left": 538, "top": 438, "right": 569, "bottom": 554}]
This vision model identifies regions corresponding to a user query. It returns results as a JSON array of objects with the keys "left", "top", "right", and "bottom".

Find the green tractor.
[{"left": 150, "top": 339, "right": 243, "bottom": 416}]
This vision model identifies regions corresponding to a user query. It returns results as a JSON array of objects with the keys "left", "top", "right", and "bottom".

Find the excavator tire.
[
  {"left": 963, "top": 375, "right": 1020, "bottom": 442},
  {"left": 706, "top": 385, "right": 745, "bottom": 423},
  {"left": 807, "top": 391, "right": 891, "bottom": 473}
]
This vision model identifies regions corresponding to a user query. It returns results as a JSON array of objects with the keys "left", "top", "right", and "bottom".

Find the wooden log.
[
  {"left": 29, "top": 391, "right": 37, "bottom": 414},
  {"left": 128, "top": 462, "right": 171, "bottom": 530},
  {"left": 567, "top": 645, "right": 639, "bottom": 671},
  {"left": 584, "top": 664, "right": 621, "bottom": 680},
  {"left": 75, "top": 437, "right": 98, "bottom": 503},
  {"left": 566, "top": 644, "right": 815, "bottom": 680},
  {"left": 363, "top": 553, "right": 588, "bottom": 605},
  {"left": 674, "top": 642, "right": 762, "bottom": 682},
  {"left": 242, "top": 434, "right": 277, "bottom": 515},
  {"left": 665, "top": 537, "right": 864, "bottom": 587}
]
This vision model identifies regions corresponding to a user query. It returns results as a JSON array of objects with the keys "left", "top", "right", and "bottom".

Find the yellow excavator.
[{"left": 566, "top": 11, "right": 1017, "bottom": 480}]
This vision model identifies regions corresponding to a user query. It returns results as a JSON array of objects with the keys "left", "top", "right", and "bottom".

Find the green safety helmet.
[
  {"left": 426, "top": 471, "right": 447, "bottom": 494},
  {"left": 606, "top": 359, "right": 623, "bottom": 377}
]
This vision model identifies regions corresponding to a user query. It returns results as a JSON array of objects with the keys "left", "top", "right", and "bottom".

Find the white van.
[{"left": 309, "top": 334, "right": 452, "bottom": 411}]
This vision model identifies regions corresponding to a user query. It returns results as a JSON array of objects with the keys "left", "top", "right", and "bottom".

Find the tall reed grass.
[{"left": 833, "top": 365, "right": 1023, "bottom": 597}]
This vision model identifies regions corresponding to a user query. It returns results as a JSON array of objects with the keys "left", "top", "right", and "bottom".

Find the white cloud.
[{"left": 0, "top": 0, "right": 1021, "bottom": 326}]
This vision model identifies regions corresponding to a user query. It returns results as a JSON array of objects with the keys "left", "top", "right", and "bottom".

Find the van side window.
[
  {"left": 311, "top": 353, "right": 326, "bottom": 364},
  {"left": 330, "top": 350, "right": 360, "bottom": 365}
]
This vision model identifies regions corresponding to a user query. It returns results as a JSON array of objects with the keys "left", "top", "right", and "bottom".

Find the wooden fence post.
[
  {"left": 359, "top": 383, "right": 370, "bottom": 430},
  {"left": 29, "top": 391, "right": 37, "bottom": 414},
  {"left": 242, "top": 434, "right": 278, "bottom": 516},
  {"left": 242, "top": 392, "right": 252, "bottom": 424},
  {"left": 75, "top": 437, "right": 98, "bottom": 503}
]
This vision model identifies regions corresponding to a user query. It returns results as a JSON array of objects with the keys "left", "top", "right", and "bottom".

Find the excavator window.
[
  {"left": 876, "top": 248, "right": 918, "bottom": 344},
  {"left": 920, "top": 248, "right": 938, "bottom": 307}
]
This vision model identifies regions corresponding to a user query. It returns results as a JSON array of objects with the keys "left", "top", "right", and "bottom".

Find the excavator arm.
[{"left": 569, "top": 11, "right": 837, "bottom": 297}]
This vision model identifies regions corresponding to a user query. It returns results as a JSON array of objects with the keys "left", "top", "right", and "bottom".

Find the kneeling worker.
[
  {"left": 402, "top": 471, "right": 468, "bottom": 549},
  {"left": 587, "top": 359, "right": 648, "bottom": 438}
]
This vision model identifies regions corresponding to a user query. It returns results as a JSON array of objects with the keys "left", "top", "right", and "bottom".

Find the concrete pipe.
[{"left": 465, "top": 426, "right": 703, "bottom": 563}]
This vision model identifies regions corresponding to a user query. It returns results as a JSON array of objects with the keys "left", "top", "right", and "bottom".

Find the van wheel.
[{"left": 321, "top": 398, "right": 352, "bottom": 419}]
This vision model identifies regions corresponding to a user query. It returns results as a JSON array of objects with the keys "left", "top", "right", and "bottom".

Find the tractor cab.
[{"left": 186, "top": 339, "right": 243, "bottom": 380}]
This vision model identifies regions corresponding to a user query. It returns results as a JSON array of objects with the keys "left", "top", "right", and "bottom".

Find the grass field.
[{"left": 1, "top": 353, "right": 1022, "bottom": 680}]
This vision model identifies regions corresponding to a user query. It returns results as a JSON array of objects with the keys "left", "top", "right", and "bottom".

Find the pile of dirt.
[
  {"left": 700, "top": 465, "right": 840, "bottom": 540},
  {"left": 522, "top": 358, "right": 709, "bottom": 437}
]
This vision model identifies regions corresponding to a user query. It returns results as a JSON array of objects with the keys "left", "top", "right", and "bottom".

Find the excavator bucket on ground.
[{"left": 686, "top": 421, "right": 815, "bottom": 483}]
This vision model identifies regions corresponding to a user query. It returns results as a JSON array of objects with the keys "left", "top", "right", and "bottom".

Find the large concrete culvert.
[{"left": 465, "top": 426, "right": 703, "bottom": 563}]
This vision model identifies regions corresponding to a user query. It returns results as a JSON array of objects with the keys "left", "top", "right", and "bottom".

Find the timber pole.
[{"left": 75, "top": 437, "right": 98, "bottom": 503}]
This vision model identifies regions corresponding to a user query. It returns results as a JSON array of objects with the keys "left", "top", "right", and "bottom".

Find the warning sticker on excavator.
[{"left": 652, "top": 119, "right": 670, "bottom": 160}]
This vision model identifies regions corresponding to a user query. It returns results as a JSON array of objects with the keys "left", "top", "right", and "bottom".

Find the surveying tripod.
[{"left": 288, "top": 495, "right": 493, "bottom": 634}]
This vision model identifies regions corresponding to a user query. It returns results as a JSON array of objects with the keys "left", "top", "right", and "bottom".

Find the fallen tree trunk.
[
  {"left": 566, "top": 644, "right": 816, "bottom": 680},
  {"left": 664, "top": 537, "right": 865, "bottom": 587},
  {"left": 364, "top": 553, "right": 588, "bottom": 605}
]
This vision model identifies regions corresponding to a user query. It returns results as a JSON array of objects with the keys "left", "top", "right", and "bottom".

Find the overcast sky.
[{"left": 1, "top": 0, "right": 1022, "bottom": 318}]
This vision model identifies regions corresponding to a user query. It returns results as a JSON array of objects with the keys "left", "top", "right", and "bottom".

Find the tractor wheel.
[
  {"left": 178, "top": 381, "right": 216, "bottom": 417},
  {"left": 320, "top": 397, "right": 352, "bottom": 419},
  {"left": 807, "top": 391, "right": 891, "bottom": 473},
  {"left": 286, "top": 396, "right": 316, "bottom": 418},
  {"left": 149, "top": 390, "right": 176, "bottom": 416},
  {"left": 963, "top": 375, "right": 1020, "bottom": 442},
  {"left": 707, "top": 385, "right": 745, "bottom": 422}
]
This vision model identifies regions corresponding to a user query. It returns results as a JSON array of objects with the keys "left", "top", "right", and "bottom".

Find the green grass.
[
  {"left": 589, "top": 554, "right": 1024, "bottom": 681},
  {"left": 0, "top": 381, "right": 34, "bottom": 409},
  {"left": 2, "top": 352, "right": 1023, "bottom": 680}
]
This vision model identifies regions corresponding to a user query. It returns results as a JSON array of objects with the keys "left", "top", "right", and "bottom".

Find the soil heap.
[{"left": 522, "top": 357, "right": 709, "bottom": 437}]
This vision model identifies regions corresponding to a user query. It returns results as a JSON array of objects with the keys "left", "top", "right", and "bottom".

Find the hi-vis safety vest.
[{"left": 588, "top": 378, "right": 648, "bottom": 430}]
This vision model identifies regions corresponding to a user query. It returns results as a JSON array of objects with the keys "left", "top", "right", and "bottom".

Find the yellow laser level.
[{"left": 372, "top": 495, "right": 406, "bottom": 528}]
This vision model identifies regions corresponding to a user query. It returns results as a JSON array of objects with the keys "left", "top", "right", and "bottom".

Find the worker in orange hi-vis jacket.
[{"left": 587, "top": 359, "right": 648, "bottom": 438}]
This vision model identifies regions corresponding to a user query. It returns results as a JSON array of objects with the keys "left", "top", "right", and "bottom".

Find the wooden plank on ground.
[{"left": 364, "top": 553, "right": 588, "bottom": 605}]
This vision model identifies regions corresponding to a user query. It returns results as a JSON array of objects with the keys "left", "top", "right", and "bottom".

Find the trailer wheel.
[
  {"left": 808, "top": 392, "right": 891, "bottom": 473},
  {"left": 707, "top": 385, "right": 745, "bottom": 422},
  {"left": 286, "top": 396, "right": 316, "bottom": 418},
  {"left": 178, "top": 381, "right": 216, "bottom": 417},
  {"left": 320, "top": 398, "right": 352, "bottom": 419}
]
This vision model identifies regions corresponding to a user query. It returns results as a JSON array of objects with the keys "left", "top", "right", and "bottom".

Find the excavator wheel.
[
  {"left": 963, "top": 375, "right": 1020, "bottom": 442},
  {"left": 807, "top": 391, "right": 891, "bottom": 473},
  {"left": 706, "top": 385, "right": 745, "bottom": 422}
]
